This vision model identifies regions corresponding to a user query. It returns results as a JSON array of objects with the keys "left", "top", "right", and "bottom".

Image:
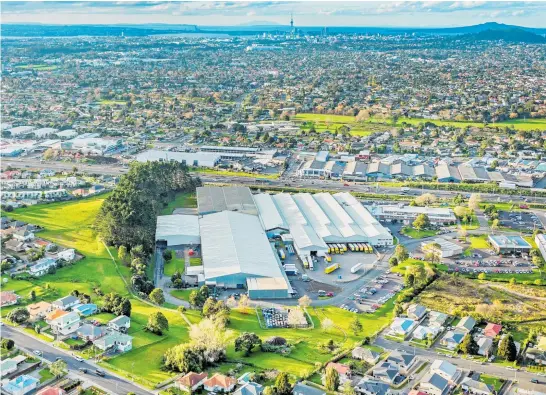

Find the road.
[
  {"left": 3, "top": 157, "right": 545, "bottom": 204},
  {"left": 2, "top": 325, "right": 153, "bottom": 395},
  {"left": 374, "top": 336, "right": 546, "bottom": 391}
]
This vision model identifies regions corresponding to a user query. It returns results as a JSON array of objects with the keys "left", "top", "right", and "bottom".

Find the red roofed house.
[
  {"left": 325, "top": 362, "right": 352, "bottom": 382},
  {"left": 203, "top": 374, "right": 237, "bottom": 393},
  {"left": 484, "top": 323, "right": 502, "bottom": 338},
  {"left": 177, "top": 372, "right": 208, "bottom": 392},
  {"left": 0, "top": 291, "right": 19, "bottom": 307},
  {"left": 36, "top": 387, "right": 66, "bottom": 395},
  {"left": 408, "top": 391, "right": 427, "bottom": 395}
]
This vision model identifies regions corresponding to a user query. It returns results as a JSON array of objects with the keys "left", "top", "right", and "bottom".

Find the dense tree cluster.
[
  {"left": 95, "top": 161, "right": 199, "bottom": 251},
  {"left": 102, "top": 292, "right": 132, "bottom": 317}
]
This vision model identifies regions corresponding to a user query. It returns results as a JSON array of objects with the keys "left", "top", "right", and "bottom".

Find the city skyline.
[{"left": 2, "top": 1, "right": 545, "bottom": 28}]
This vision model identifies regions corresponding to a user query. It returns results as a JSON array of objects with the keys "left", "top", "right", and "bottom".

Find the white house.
[
  {"left": 390, "top": 317, "right": 418, "bottom": 337},
  {"left": 56, "top": 249, "right": 76, "bottom": 262},
  {"left": 429, "top": 360, "right": 460, "bottom": 383},
  {"left": 28, "top": 258, "right": 57, "bottom": 276},
  {"left": 108, "top": 315, "right": 131, "bottom": 332},
  {"left": 93, "top": 331, "right": 133, "bottom": 353},
  {"left": 49, "top": 311, "right": 81, "bottom": 335}
]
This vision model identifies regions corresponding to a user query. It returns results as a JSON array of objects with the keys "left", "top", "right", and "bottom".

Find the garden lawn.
[
  {"left": 469, "top": 235, "right": 490, "bottom": 249},
  {"left": 38, "top": 368, "right": 54, "bottom": 383},
  {"left": 164, "top": 257, "right": 185, "bottom": 276},
  {"left": 479, "top": 374, "right": 503, "bottom": 391},
  {"left": 170, "top": 289, "right": 193, "bottom": 302},
  {"left": 189, "top": 257, "right": 202, "bottom": 266},
  {"left": 401, "top": 227, "right": 437, "bottom": 239},
  {"left": 160, "top": 192, "right": 196, "bottom": 215}
]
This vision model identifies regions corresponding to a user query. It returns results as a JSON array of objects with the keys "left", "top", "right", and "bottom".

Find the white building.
[
  {"left": 156, "top": 215, "right": 200, "bottom": 247},
  {"left": 421, "top": 237, "right": 464, "bottom": 258},
  {"left": 136, "top": 150, "right": 220, "bottom": 168},
  {"left": 367, "top": 204, "right": 457, "bottom": 225},
  {"left": 535, "top": 233, "right": 546, "bottom": 262}
]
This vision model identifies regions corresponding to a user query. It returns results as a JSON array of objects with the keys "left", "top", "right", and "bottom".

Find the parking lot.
[
  {"left": 498, "top": 210, "right": 544, "bottom": 232},
  {"left": 339, "top": 270, "right": 404, "bottom": 313}
]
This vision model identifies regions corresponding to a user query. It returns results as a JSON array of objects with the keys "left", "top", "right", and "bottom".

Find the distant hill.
[{"left": 460, "top": 27, "right": 546, "bottom": 44}]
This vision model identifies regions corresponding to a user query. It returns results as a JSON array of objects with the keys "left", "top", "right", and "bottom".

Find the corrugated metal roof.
[
  {"left": 197, "top": 186, "right": 257, "bottom": 215},
  {"left": 155, "top": 215, "right": 200, "bottom": 245},
  {"left": 253, "top": 193, "right": 287, "bottom": 231},
  {"left": 333, "top": 192, "right": 391, "bottom": 239}
]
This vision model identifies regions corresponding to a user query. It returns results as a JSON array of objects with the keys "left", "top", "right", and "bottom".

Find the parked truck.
[
  {"left": 350, "top": 262, "right": 366, "bottom": 274},
  {"left": 278, "top": 249, "right": 286, "bottom": 260},
  {"left": 284, "top": 264, "right": 298, "bottom": 276},
  {"left": 324, "top": 263, "right": 341, "bottom": 274}
]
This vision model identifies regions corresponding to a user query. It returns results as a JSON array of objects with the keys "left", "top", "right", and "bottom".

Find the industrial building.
[
  {"left": 366, "top": 204, "right": 457, "bottom": 225},
  {"left": 155, "top": 215, "right": 200, "bottom": 248},
  {"left": 61, "top": 134, "right": 123, "bottom": 155},
  {"left": 488, "top": 235, "right": 532, "bottom": 255},
  {"left": 421, "top": 238, "right": 464, "bottom": 258},
  {"left": 535, "top": 233, "right": 546, "bottom": 261},
  {"left": 155, "top": 186, "right": 391, "bottom": 299},
  {"left": 136, "top": 150, "right": 220, "bottom": 168}
]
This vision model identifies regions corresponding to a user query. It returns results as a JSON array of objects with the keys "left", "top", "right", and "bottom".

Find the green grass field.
[
  {"left": 293, "top": 113, "right": 546, "bottom": 132},
  {"left": 160, "top": 192, "right": 196, "bottom": 215},
  {"left": 170, "top": 289, "right": 193, "bottom": 302},
  {"left": 38, "top": 368, "right": 54, "bottom": 383},
  {"left": 469, "top": 235, "right": 490, "bottom": 249},
  {"left": 479, "top": 374, "right": 503, "bottom": 391},
  {"left": 163, "top": 257, "right": 185, "bottom": 276},
  {"left": 15, "top": 64, "right": 58, "bottom": 71},
  {"left": 98, "top": 99, "right": 127, "bottom": 106},
  {"left": 401, "top": 227, "right": 438, "bottom": 239}
]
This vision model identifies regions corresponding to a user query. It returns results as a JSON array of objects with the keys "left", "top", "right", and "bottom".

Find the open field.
[
  {"left": 15, "top": 64, "right": 58, "bottom": 71},
  {"left": 160, "top": 191, "right": 196, "bottom": 215},
  {"left": 163, "top": 257, "right": 185, "bottom": 276},
  {"left": 98, "top": 99, "right": 127, "bottom": 106},
  {"left": 415, "top": 274, "right": 546, "bottom": 323},
  {"left": 401, "top": 227, "right": 438, "bottom": 239},
  {"left": 293, "top": 113, "right": 546, "bottom": 132}
]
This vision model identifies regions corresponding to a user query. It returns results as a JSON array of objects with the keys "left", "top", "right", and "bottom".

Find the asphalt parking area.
[
  {"left": 340, "top": 271, "right": 404, "bottom": 313},
  {"left": 498, "top": 210, "right": 543, "bottom": 231}
]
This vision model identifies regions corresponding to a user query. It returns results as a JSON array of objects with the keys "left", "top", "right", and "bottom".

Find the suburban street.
[
  {"left": 374, "top": 336, "right": 546, "bottom": 391},
  {"left": 1, "top": 325, "right": 153, "bottom": 395}
]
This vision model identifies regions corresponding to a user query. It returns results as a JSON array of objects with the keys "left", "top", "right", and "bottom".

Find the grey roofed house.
[
  {"left": 352, "top": 347, "right": 381, "bottom": 364},
  {"left": 372, "top": 361, "right": 401, "bottom": 384},
  {"left": 233, "top": 382, "right": 263, "bottom": 395},
  {"left": 407, "top": 304, "right": 427, "bottom": 320},
  {"left": 456, "top": 316, "right": 476, "bottom": 332},
  {"left": 53, "top": 295, "right": 79, "bottom": 309},
  {"left": 478, "top": 337, "right": 493, "bottom": 356},
  {"left": 355, "top": 377, "right": 391, "bottom": 395},
  {"left": 421, "top": 372, "right": 449, "bottom": 394},
  {"left": 292, "top": 383, "right": 326, "bottom": 395},
  {"left": 386, "top": 350, "right": 418, "bottom": 371},
  {"left": 428, "top": 311, "right": 449, "bottom": 327},
  {"left": 197, "top": 186, "right": 257, "bottom": 215},
  {"left": 77, "top": 323, "right": 106, "bottom": 340},
  {"left": 109, "top": 315, "right": 131, "bottom": 329},
  {"left": 460, "top": 377, "right": 493, "bottom": 395}
]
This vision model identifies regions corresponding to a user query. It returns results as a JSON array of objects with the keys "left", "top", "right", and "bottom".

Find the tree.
[
  {"left": 491, "top": 219, "right": 499, "bottom": 233},
  {"left": 389, "top": 257, "right": 399, "bottom": 267},
  {"left": 321, "top": 318, "right": 334, "bottom": 332},
  {"left": 50, "top": 359, "right": 67, "bottom": 377},
  {"left": 459, "top": 334, "right": 478, "bottom": 355},
  {"left": 163, "top": 249, "right": 173, "bottom": 262},
  {"left": 29, "top": 290, "right": 36, "bottom": 301},
  {"left": 238, "top": 294, "right": 250, "bottom": 314},
  {"left": 404, "top": 273, "right": 415, "bottom": 288},
  {"left": 102, "top": 293, "right": 131, "bottom": 317},
  {"left": 498, "top": 334, "right": 517, "bottom": 361},
  {"left": 164, "top": 343, "right": 205, "bottom": 373},
  {"left": 468, "top": 193, "right": 482, "bottom": 211},
  {"left": 287, "top": 308, "right": 306, "bottom": 327},
  {"left": 189, "top": 290, "right": 204, "bottom": 308},
  {"left": 415, "top": 193, "right": 437, "bottom": 206},
  {"left": 202, "top": 298, "right": 231, "bottom": 325},
  {"left": 350, "top": 317, "right": 363, "bottom": 336},
  {"left": 458, "top": 227, "right": 468, "bottom": 241},
  {"left": 275, "top": 372, "right": 291, "bottom": 395},
  {"left": 324, "top": 366, "right": 340, "bottom": 391},
  {"left": 263, "top": 387, "right": 275, "bottom": 395},
  {"left": 394, "top": 245, "right": 409, "bottom": 262},
  {"left": 478, "top": 272, "right": 487, "bottom": 280},
  {"left": 413, "top": 213, "right": 430, "bottom": 231},
  {"left": 149, "top": 288, "right": 165, "bottom": 305},
  {"left": 342, "top": 380, "right": 356, "bottom": 395},
  {"left": 146, "top": 312, "right": 169, "bottom": 335},
  {"left": 423, "top": 242, "right": 442, "bottom": 264},
  {"left": 298, "top": 295, "right": 312, "bottom": 309},
  {"left": 117, "top": 245, "right": 128, "bottom": 264},
  {"left": 7, "top": 307, "right": 29, "bottom": 324},
  {"left": 188, "top": 318, "right": 230, "bottom": 364},
  {"left": 1, "top": 338, "right": 15, "bottom": 350},
  {"left": 234, "top": 332, "right": 262, "bottom": 356}
]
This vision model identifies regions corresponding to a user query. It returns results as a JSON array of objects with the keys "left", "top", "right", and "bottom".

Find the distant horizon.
[{"left": 2, "top": 1, "right": 545, "bottom": 28}]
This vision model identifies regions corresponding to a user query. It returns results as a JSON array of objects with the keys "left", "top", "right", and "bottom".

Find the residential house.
[
  {"left": 324, "top": 362, "right": 352, "bottom": 383},
  {"left": 33, "top": 240, "right": 55, "bottom": 251},
  {"left": 29, "top": 258, "right": 57, "bottom": 276},
  {"left": 4, "top": 239, "right": 25, "bottom": 252},
  {"left": 354, "top": 377, "right": 391, "bottom": 395},
  {"left": 49, "top": 311, "right": 81, "bottom": 336},
  {"left": 2, "top": 375, "right": 39, "bottom": 395},
  {"left": 429, "top": 360, "right": 460, "bottom": 383},
  {"left": 484, "top": 323, "right": 502, "bottom": 338},
  {"left": 46, "top": 309, "right": 69, "bottom": 323},
  {"left": 407, "top": 304, "right": 427, "bottom": 320},
  {"left": 441, "top": 330, "right": 466, "bottom": 350},
  {"left": 292, "top": 383, "right": 326, "bottom": 395},
  {"left": 108, "top": 315, "right": 131, "bottom": 332},
  {"left": 526, "top": 348, "right": 546, "bottom": 365},
  {"left": 477, "top": 337, "right": 493, "bottom": 357},
  {"left": 36, "top": 387, "right": 67, "bottom": 395},
  {"left": 77, "top": 324, "right": 106, "bottom": 342},
  {"left": 12, "top": 229, "right": 34, "bottom": 242},
  {"left": 234, "top": 382, "right": 264, "bottom": 395},
  {"left": 0, "top": 358, "right": 18, "bottom": 375},
  {"left": 372, "top": 361, "right": 402, "bottom": 385},
  {"left": 352, "top": 347, "right": 381, "bottom": 364},
  {"left": 386, "top": 350, "right": 419, "bottom": 373},
  {"left": 202, "top": 374, "right": 237, "bottom": 393},
  {"left": 390, "top": 317, "right": 417, "bottom": 337},
  {"left": 176, "top": 372, "right": 208, "bottom": 392},
  {"left": 93, "top": 331, "right": 133, "bottom": 353},
  {"left": 428, "top": 311, "right": 449, "bottom": 328},
  {"left": 412, "top": 325, "right": 441, "bottom": 341},
  {"left": 460, "top": 378, "right": 493, "bottom": 395},
  {"left": 52, "top": 295, "right": 80, "bottom": 311},
  {"left": 56, "top": 249, "right": 76, "bottom": 262},
  {"left": 27, "top": 301, "right": 53, "bottom": 322},
  {"left": 456, "top": 316, "right": 476, "bottom": 332},
  {"left": 73, "top": 303, "right": 98, "bottom": 317},
  {"left": 0, "top": 291, "right": 19, "bottom": 307},
  {"left": 419, "top": 372, "right": 449, "bottom": 395},
  {"left": 1, "top": 217, "right": 11, "bottom": 229}
]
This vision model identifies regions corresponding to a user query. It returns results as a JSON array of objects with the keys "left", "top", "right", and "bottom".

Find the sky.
[{"left": 2, "top": 1, "right": 545, "bottom": 28}]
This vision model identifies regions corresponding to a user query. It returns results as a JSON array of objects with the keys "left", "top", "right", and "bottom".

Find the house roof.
[
  {"left": 422, "top": 372, "right": 449, "bottom": 391},
  {"left": 292, "top": 383, "right": 326, "bottom": 395},
  {"left": 177, "top": 372, "right": 208, "bottom": 387},
  {"left": 28, "top": 301, "right": 52, "bottom": 316},
  {"left": 235, "top": 382, "right": 264, "bottom": 395},
  {"left": 46, "top": 309, "right": 69, "bottom": 321},
  {"left": 54, "top": 295, "right": 79, "bottom": 306},
  {"left": 461, "top": 377, "right": 493, "bottom": 394},
  {"left": 355, "top": 378, "right": 390, "bottom": 395},
  {"left": 0, "top": 291, "right": 18, "bottom": 305},
  {"left": 352, "top": 346, "right": 380, "bottom": 361},
  {"left": 456, "top": 316, "right": 476, "bottom": 332},
  {"left": 408, "top": 304, "right": 427, "bottom": 318},
  {"left": 4, "top": 375, "right": 39, "bottom": 392},
  {"left": 109, "top": 315, "right": 130, "bottom": 326},
  {"left": 388, "top": 350, "right": 417, "bottom": 368},
  {"left": 94, "top": 331, "right": 132, "bottom": 348},
  {"left": 36, "top": 386, "right": 67, "bottom": 395},
  {"left": 203, "top": 374, "right": 237, "bottom": 389},
  {"left": 77, "top": 323, "right": 106, "bottom": 338},
  {"left": 431, "top": 359, "right": 458, "bottom": 380},
  {"left": 484, "top": 323, "right": 502, "bottom": 337},
  {"left": 326, "top": 362, "right": 350, "bottom": 376}
]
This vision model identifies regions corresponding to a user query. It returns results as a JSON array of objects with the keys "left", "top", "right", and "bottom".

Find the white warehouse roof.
[
  {"left": 200, "top": 211, "right": 287, "bottom": 281},
  {"left": 136, "top": 150, "right": 221, "bottom": 168},
  {"left": 253, "top": 193, "right": 287, "bottom": 231},
  {"left": 333, "top": 192, "right": 391, "bottom": 239},
  {"left": 156, "top": 215, "right": 200, "bottom": 246}
]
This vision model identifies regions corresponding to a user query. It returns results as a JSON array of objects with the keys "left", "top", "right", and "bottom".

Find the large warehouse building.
[{"left": 155, "top": 186, "right": 392, "bottom": 299}]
